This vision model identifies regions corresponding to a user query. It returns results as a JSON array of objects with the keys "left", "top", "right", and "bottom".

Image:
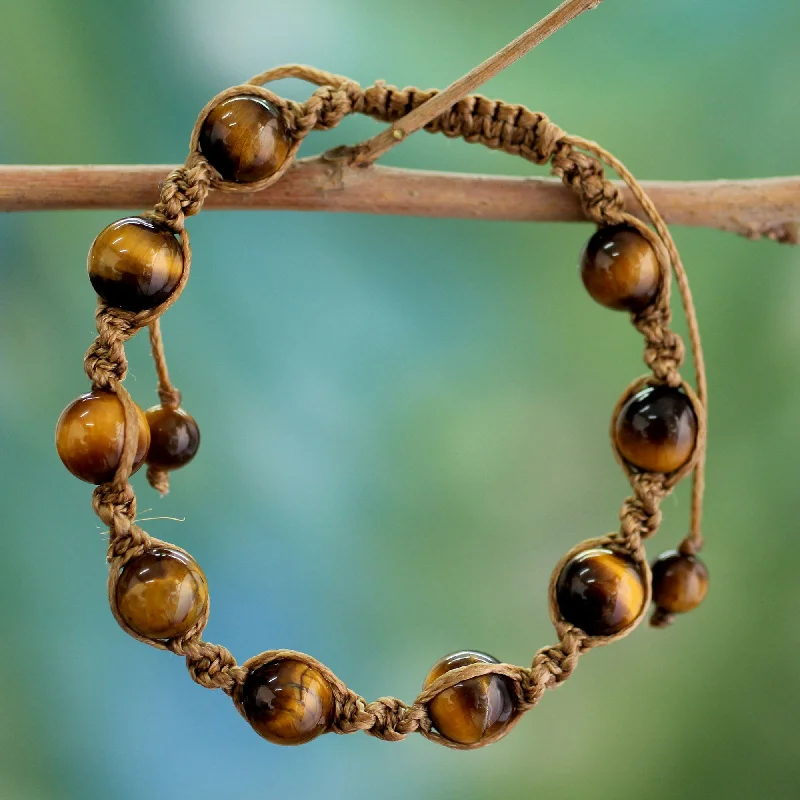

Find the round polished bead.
[
  {"left": 144, "top": 405, "right": 200, "bottom": 471},
  {"left": 652, "top": 550, "right": 709, "bottom": 614},
  {"left": 88, "top": 217, "right": 183, "bottom": 312},
  {"left": 556, "top": 548, "right": 645, "bottom": 637},
  {"left": 580, "top": 223, "right": 660, "bottom": 311},
  {"left": 115, "top": 547, "right": 208, "bottom": 640},
  {"left": 423, "top": 650, "right": 515, "bottom": 745},
  {"left": 615, "top": 385, "right": 698, "bottom": 473},
  {"left": 56, "top": 390, "right": 150, "bottom": 483},
  {"left": 198, "top": 95, "right": 292, "bottom": 183},
  {"left": 242, "top": 659, "right": 334, "bottom": 746}
]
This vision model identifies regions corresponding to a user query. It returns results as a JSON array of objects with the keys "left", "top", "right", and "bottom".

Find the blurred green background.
[{"left": 1, "top": 1, "right": 799, "bottom": 798}]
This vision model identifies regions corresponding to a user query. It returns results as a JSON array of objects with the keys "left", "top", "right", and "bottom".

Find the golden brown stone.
[
  {"left": 198, "top": 95, "right": 292, "bottom": 183},
  {"left": 652, "top": 550, "right": 709, "bottom": 614},
  {"left": 88, "top": 217, "right": 183, "bottom": 312},
  {"left": 56, "top": 390, "right": 150, "bottom": 484},
  {"left": 115, "top": 547, "right": 208, "bottom": 640},
  {"left": 242, "top": 659, "right": 334, "bottom": 745},
  {"left": 615, "top": 385, "right": 698, "bottom": 473},
  {"left": 580, "top": 223, "right": 660, "bottom": 311},
  {"left": 145, "top": 405, "right": 200, "bottom": 471},
  {"left": 423, "top": 650, "right": 514, "bottom": 745},
  {"left": 556, "top": 548, "right": 645, "bottom": 637}
]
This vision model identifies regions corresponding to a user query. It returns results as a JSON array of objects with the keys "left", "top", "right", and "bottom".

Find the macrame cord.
[{"left": 80, "top": 65, "right": 707, "bottom": 749}]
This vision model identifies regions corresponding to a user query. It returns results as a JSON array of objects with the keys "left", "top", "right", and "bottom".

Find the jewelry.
[{"left": 56, "top": 66, "right": 709, "bottom": 750}]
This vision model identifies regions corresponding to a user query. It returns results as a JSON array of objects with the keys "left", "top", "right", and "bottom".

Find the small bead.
[
  {"left": 88, "top": 217, "right": 183, "bottom": 312},
  {"left": 56, "top": 390, "right": 150, "bottom": 484},
  {"left": 423, "top": 651, "right": 515, "bottom": 745},
  {"left": 615, "top": 385, "right": 698, "bottom": 473},
  {"left": 115, "top": 546, "right": 208, "bottom": 639},
  {"left": 652, "top": 550, "right": 708, "bottom": 614},
  {"left": 242, "top": 659, "right": 334, "bottom": 745},
  {"left": 580, "top": 223, "right": 660, "bottom": 311},
  {"left": 556, "top": 548, "right": 645, "bottom": 637},
  {"left": 198, "top": 95, "right": 292, "bottom": 183},
  {"left": 145, "top": 405, "right": 200, "bottom": 471}
]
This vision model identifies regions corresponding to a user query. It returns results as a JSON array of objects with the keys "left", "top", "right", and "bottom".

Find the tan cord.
[{"left": 77, "top": 66, "right": 707, "bottom": 748}]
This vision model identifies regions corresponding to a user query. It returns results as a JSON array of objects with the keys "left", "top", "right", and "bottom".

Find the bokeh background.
[{"left": 1, "top": 1, "right": 799, "bottom": 798}]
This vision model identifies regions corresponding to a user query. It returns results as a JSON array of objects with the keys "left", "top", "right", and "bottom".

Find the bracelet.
[{"left": 55, "top": 65, "right": 709, "bottom": 750}]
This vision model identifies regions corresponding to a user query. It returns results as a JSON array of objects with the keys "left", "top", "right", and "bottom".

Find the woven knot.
[
  {"left": 151, "top": 156, "right": 212, "bottom": 231},
  {"left": 363, "top": 697, "right": 426, "bottom": 742},
  {"left": 84, "top": 307, "right": 138, "bottom": 387},
  {"left": 633, "top": 306, "right": 685, "bottom": 385},
  {"left": 552, "top": 145, "right": 625, "bottom": 225},
  {"left": 330, "top": 690, "right": 371, "bottom": 735},
  {"left": 157, "top": 386, "right": 182, "bottom": 409},
  {"left": 292, "top": 82, "right": 363, "bottom": 136},
  {"left": 531, "top": 629, "right": 585, "bottom": 689},
  {"left": 649, "top": 607, "right": 676, "bottom": 629},
  {"left": 179, "top": 641, "right": 244, "bottom": 694}
]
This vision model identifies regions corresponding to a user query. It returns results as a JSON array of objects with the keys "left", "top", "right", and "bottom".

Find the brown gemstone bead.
[
  {"left": 88, "top": 217, "right": 183, "bottom": 312},
  {"left": 198, "top": 95, "right": 292, "bottom": 183},
  {"left": 144, "top": 405, "right": 200, "bottom": 471},
  {"left": 652, "top": 550, "right": 709, "bottom": 614},
  {"left": 580, "top": 223, "right": 660, "bottom": 311},
  {"left": 615, "top": 385, "right": 698, "bottom": 473},
  {"left": 56, "top": 390, "right": 150, "bottom": 483},
  {"left": 115, "top": 546, "right": 208, "bottom": 640},
  {"left": 423, "top": 651, "right": 515, "bottom": 745},
  {"left": 556, "top": 548, "right": 645, "bottom": 637},
  {"left": 242, "top": 659, "right": 334, "bottom": 746}
]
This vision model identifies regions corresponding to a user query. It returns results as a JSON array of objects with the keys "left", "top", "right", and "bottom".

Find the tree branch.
[
  {"left": 350, "top": 0, "right": 602, "bottom": 165},
  {"left": 0, "top": 162, "right": 797, "bottom": 243}
]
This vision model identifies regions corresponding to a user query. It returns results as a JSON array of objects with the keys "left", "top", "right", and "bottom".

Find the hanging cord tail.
[
  {"left": 146, "top": 318, "right": 182, "bottom": 495},
  {"left": 564, "top": 135, "right": 707, "bottom": 554}
]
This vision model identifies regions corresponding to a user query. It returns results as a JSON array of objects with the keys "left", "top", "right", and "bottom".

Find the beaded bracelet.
[{"left": 55, "top": 65, "right": 709, "bottom": 750}]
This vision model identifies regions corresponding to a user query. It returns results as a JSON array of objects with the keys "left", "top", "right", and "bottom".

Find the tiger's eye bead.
[
  {"left": 88, "top": 217, "right": 183, "bottom": 312},
  {"left": 556, "top": 548, "right": 645, "bottom": 637},
  {"left": 652, "top": 550, "right": 709, "bottom": 614},
  {"left": 56, "top": 390, "right": 150, "bottom": 484},
  {"left": 198, "top": 95, "right": 292, "bottom": 183},
  {"left": 115, "top": 546, "right": 208, "bottom": 640},
  {"left": 615, "top": 385, "right": 698, "bottom": 473},
  {"left": 423, "top": 651, "right": 515, "bottom": 745},
  {"left": 242, "top": 659, "right": 334, "bottom": 746},
  {"left": 145, "top": 405, "right": 200, "bottom": 471},
  {"left": 580, "top": 223, "right": 660, "bottom": 311}
]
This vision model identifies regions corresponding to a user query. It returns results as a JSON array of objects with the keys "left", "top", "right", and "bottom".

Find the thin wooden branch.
[
  {"left": 1, "top": 162, "right": 797, "bottom": 243},
  {"left": 350, "top": 0, "right": 602, "bottom": 165}
]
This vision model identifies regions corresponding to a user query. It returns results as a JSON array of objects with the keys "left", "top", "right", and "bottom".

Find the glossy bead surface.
[
  {"left": 115, "top": 547, "right": 208, "bottom": 639},
  {"left": 242, "top": 659, "right": 334, "bottom": 746},
  {"left": 56, "top": 391, "right": 150, "bottom": 483},
  {"left": 423, "top": 651, "right": 515, "bottom": 745},
  {"left": 556, "top": 548, "right": 645, "bottom": 637},
  {"left": 615, "top": 385, "right": 698, "bottom": 473},
  {"left": 198, "top": 95, "right": 292, "bottom": 183},
  {"left": 145, "top": 405, "right": 200, "bottom": 471},
  {"left": 88, "top": 217, "right": 183, "bottom": 312},
  {"left": 652, "top": 550, "right": 709, "bottom": 614},
  {"left": 580, "top": 223, "right": 660, "bottom": 311}
]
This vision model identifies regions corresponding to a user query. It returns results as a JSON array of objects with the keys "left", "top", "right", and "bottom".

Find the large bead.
[
  {"left": 198, "top": 95, "right": 292, "bottom": 183},
  {"left": 145, "top": 405, "right": 200, "bottom": 471},
  {"left": 423, "top": 651, "right": 515, "bottom": 745},
  {"left": 242, "top": 659, "right": 334, "bottom": 746},
  {"left": 56, "top": 390, "right": 150, "bottom": 483},
  {"left": 88, "top": 217, "right": 183, "bottom": 312},
  {"left": 615, "top": 385, "right": 698, "bottom": 473},
  {"left": 580, "top": 223, "right": 660, "bottom": 311},
  {"left": 556, "top": 548, "right": 645, "bottom": 637},
  {"left": 651, "top": 550, "right": 709, "bottom": 614},
  {"left": 115, "top": 546, "right": 208, "bottom": 640}
]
